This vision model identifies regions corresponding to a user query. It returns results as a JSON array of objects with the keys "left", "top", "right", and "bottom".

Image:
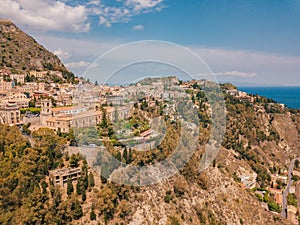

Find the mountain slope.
[{"left": 0, "top": 19, "right": 67, "bottom": 73}]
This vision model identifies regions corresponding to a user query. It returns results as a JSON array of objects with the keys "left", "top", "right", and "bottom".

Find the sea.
[{"left": 238, "top": 86, "right": 300, "bottom": 109}]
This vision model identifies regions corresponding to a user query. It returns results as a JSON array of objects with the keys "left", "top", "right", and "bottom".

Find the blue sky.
[{"left": 1, "top": 0, "right": 300, "bottom": 85}]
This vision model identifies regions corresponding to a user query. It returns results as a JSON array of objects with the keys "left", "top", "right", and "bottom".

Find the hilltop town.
[{"left": 1, "top": 65, "right": 300, "bottom": 224}]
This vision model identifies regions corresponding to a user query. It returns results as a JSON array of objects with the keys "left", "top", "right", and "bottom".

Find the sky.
[{"left": 1, "top": 0, "right": 300, "bottom": 86}]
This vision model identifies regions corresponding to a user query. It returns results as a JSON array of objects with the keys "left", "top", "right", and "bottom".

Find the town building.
[
  {"left": 38, "top": 99, "right": 130, "bottom": 133},
  {"left": 30, "top": 71, "right": 48, "bottom": 79},
  {"left": 0, "top": 78, "right": 12, "bottom": 92},
  {"left": 49, "top": 167, "right": 81, "bottom": 187},
  {"left": 40, "top": 98, "right": 52, "bottom": 126},
  {"left": 268, "top": 188, "right": 283, "bottom": 206},
  {"left": 0, "top": 102, "right": 22, "bottom": 126},
  {"left": 1, "top": 92, "right": 30, "bottom": 108},
  {"left": 10, "top": 74, "right": 25, "bottom": 84}
]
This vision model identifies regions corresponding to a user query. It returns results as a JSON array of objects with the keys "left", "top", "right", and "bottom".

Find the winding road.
[{"left": 281, "top": 157, "right": 300, "bottom": 218}]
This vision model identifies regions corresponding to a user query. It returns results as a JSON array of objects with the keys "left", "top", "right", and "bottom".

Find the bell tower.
[{"left": 40, "top": 98, "right": 52, "bottom": 126}]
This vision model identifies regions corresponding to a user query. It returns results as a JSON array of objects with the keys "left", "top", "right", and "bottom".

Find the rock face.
[{"left": 0, "top": 19, "right": 67, "bottom": 72}]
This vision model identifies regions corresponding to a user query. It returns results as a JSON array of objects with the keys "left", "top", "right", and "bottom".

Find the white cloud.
[
  {"left": 125, "top": 0, "right": 164, "bottom": 11},
  {"left": 194, "top": 47, "right": 300, "bottom": 85},
  {"left": 35, "top": 35, "right": 300, "bottom": 86},
  {"left": 66, "top": 61, "right": 90, "bottom": 69},
  {"left": 0, "top": 0, "right": 90, "bottom": 32},
  {"left": 90, "top": 0, "right": 165, "bottom": 27},
  {"left": 54, "top": 48, "right": 70, "bottom": 60},
  {"left": 132, "top": 24, "right": 144, "bottom": 31},
  {"left": 87, "top": 0, "right": 101, "bottom": 6},
  {"left": 0, "top": 0, "right": 166, "bottom": 31},
  {"left": 214, "top": 70, "right": 257, "bottom": 78},
  {"left": 99, "top": 16, "right": 112, "bottom": 27}
]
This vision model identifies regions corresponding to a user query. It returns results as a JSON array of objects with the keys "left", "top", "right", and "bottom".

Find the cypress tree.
[
  {"left": 90, "top": 209, "right": 96, "bottom": 220},
  {"left": 84, "top": 174, "right": 88, "bottom": 190},
  {"left": 128, "top": 148, "right": 133, "bottom": 163},
  {"left": 53, "top": 187, "right": 61, "bottom": 207},
  {"left": 82, "top": 188, "right": 86, "bottom": 202},
  {"left": 116, "top": 151, "right": 122, "bottom": 161},
  {"left": 71, "top": 199, "right": 83, "bottom": 220},
  {"left": 76, "top": 180, "right": 82, "bottom": 195},
  {"left": 67, "top": 178, "right": 74, "bottom": 196},
  {"left": 123, "top": 148, "right": 128, "bottom": 163},
  {"left": 88, "top": 172, "right": 95, "bottom": 187}
]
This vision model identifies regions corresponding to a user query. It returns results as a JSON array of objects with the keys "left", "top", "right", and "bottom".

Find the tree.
[
  {"left": 295, "top": 159, "right": 299, "bottom": 169},
  {"left": 123, "top": 148, "right": 128, "bottom": 163},
  {"left": 22, "top": 123, "right": 31, "bottom": 135},
  {"left": 53, "top": 186, "right": 62, "bottom": 207},
  {"left": 95, "top": 80, "right": 99, "bottom": 86},
  {"left": 68, "top": 129, "right": 77, "bottom": 146},
  {"left": 287, "top": 193, "right": 297, "bottom": 207},
  {"left": 81, "top": 188, "right": 86, "bottom": 202},
  {"left": 88, "top": 172, "right": 95, "bottom": 187},
  {"left": 100, "top": 108, "right": 108, "bottom": 128},
  {"left": 76, "top": 180, "right": 82, "bottom": 195},
  {"left": 97, "top": 185, "right": 118, "bottom": 222},
  {"left": 191, "top": 94, "right": 195, "bottom": 103},
  {"left": 41, "top": 181, "right": 48, "bottom": 194},
  {"left": 116, "top": 151, "right": 122, "bottom": 162},
  {"left": 71, "top": 199, "right": 83, "bottom": 220},
  {"left": 128, "top": 148, "right": 133, "bottom": 164},
  {"left": 117, "top": 200, "right": 130, "bottom": 219},
  {"left": 90, "top": 209, "right": 96, "bottom": 220},
  {"left": 268, "top": 201, "right": 280, "bottom": 212},
  {"left": 29, "top": 99, "right": 36, "bottom": 108},
  {"left": 212, "top": 159, "right": 216, "bottom": 167},
  {"left": 69, "top": 154, "right": 79, "bottom": 168},
  {"left": 67, "top": 178, "right": 74, "bottom": 196},
  {"left": 65, "top": 151, "right": 69, "bottom": 161},
  {"left": 82, "top": 167, "right": 89, "bottom": 190}
]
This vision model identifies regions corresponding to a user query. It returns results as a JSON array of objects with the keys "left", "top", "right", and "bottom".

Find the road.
[{"left": 281, "top": 157, "right": 300, "bottom": 218}]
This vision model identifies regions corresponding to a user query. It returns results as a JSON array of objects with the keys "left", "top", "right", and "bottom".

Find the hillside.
[
  {"left": 0, "top": 78, "right": 299, "bottom": 224},
  {"left": 0, "top": 19, "right": 68, "bottom": 73}
]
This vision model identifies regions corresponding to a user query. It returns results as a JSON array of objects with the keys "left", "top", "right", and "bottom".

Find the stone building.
[
  {"left": 40, "top": 98, "right": 52, "bottom": 126},
  {"left": 40, "top": 99, "right": 130, "bottom": 133},
  {"left": 1, "top": 92, "right": 30, "bottom": 108},
  {"left": 0, "top": 77, "right": 12, "bottom": 92},
  {"left": 30, "top": 71, "right": 48, "bottom": 79},
  {"left": 0, "top": 102, "right": 22, "bottom": 126},
  {"left": 49, "top": 167, "right": 81, "bottom": 187},
  {"left": 10, "top": 74, "right": 25, "bottom": 84}
]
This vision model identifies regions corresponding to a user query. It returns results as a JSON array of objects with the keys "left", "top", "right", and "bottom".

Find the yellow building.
[{"left": 40, "top": 101, "right": 130, "bottom": 133}]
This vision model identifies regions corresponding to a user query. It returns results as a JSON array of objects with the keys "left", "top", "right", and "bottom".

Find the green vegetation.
[
  {"left": 67, "top": 178, "right": 74, "bottom": 196},
  {"left": 21, "top": 122, "right": 31, "bottom": 135},
  {"left": 0, "top": 77, "right": 297, "bottom": 224},
  {"left": 0, "top": 125, "right": 96, "bottom": 224},
  {"left": 268, "top": 201, "right": 280, "bottom": 212},
  {"left": 287, "top": 193, "right": 297, "bottom": 207},
  {"left": 88, "top": 172, "right": 95, "bottom": 187},
  {"left": 0, "top": 126, "right": 64, "bottom": 223},
  {"left": 220, "top": 91, "right": 284, "bottom": 187},
  {"left": 90, "top": 209, "right": 96, "bottom": 220},
  {"left": 164, "top": 190, "right": 173, "bottom": 203},
  {"left": 20, "top": 107, "right": 41, "bottom": 115},
  {"left": 168, "top": 216, "right": 180, "bottom": 225},
  {"left": 74, "top": 127, "right": 101, "bottom": 146}
]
